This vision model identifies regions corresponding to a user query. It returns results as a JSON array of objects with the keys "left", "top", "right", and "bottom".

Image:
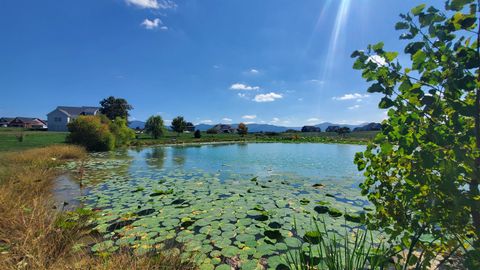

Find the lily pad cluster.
[{"left": 63, "top": 146, "right": 370, "bottom": 269}]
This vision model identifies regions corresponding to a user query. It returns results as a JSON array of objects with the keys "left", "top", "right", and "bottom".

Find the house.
[
  {"left": 8, "top": 117, "right": 47, "bottom": 129},
  {"left": 209, "top": 124, "right": 236, "bottom": 134},
  {"left": 0, "top": 117, "right": 14, "bottom": 127},
  {"left": 301, "top": 126, "right": 321, "bottom": 132},
  {"left": 47, "top": 106, "right": 100, "bottom": 131},
  {"left": 325, "top": 126, "right": 340, "bottom": 132},
  {"left": 185, "top": 122, "right": 195, "bottom": 132}
]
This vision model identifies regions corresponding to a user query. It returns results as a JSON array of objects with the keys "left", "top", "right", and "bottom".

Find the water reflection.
[{"left": 144, "top": 147, "right": 166, "bottom": 169}]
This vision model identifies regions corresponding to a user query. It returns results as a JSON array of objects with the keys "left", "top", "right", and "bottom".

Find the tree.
[
  {"left": 145, "top": 115, "right": 165, "bottom": 139},
  {"left": 336, "top": 127, "right": 350, "bottom": 136},
  {"left": 237, "top": 123, "right": 248, "bottom": 136},
  {"left": 171, "top": 116, "right": 187, "bottom": 135},
  {"left": 66, "top": 116, "right": 115, "bottom": 151},
  {"left": 99, "top": 96, "right": 133, "bottom": 120},
  {"left": 194, "top": 129, "right": 201, "bottom": 138},
  {"left": 352, "top": 0, "right": 479, "bottom": 266},
  {"left": 109, "top": 117, "right": 135, "bottom": 147}
]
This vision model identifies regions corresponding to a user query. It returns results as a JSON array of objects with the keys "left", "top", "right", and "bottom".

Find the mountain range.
[{"left": 129, "top": 121, "right": 371, "bottom": 133}]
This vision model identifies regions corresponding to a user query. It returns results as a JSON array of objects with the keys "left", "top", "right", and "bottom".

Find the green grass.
[
  {"left": 0, "top": 127, "right": 378, "bottom": 152},
  {"left": 0, "top": 128, "right": 68, "bottom": 152},
  {"left": 133, "top": 131, "right": 379, "bottom": 146}
]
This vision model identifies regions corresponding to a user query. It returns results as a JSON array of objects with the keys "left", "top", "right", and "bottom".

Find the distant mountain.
[{"left": 129, "top": 120, "right": 145, "bottom": 129}]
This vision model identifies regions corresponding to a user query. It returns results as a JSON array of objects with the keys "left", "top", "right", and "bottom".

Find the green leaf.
[
  {"left": 411, "top": 4, "right": 426, "bottom": 15},
  {"left": 368, "top": 83, "right": 385, "bottom": 93},
  {"left": 395, "top": 22, "right": 410, "bottom": 30},
  {"left": 379, "top": 97, "right": 395, "bottom": 109}
]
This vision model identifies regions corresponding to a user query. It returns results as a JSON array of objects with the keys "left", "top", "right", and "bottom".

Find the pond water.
[{"left": 61, "top": 143, "right": 369, "bottom": 269}]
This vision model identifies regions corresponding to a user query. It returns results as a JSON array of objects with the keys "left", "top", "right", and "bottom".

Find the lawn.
[
  {"left": 0, "top": 128, "right": 68, "bottom": 152},
  {"left": 0, "top": 127, "right": 379, "bottom": 152}
]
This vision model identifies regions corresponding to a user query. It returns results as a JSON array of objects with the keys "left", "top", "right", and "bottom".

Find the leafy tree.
[
  {"left": 66, "top": 116, "right": 115, "bottom": 151},
  {"left": 171, "top": 116, "right": 187, "bottom": 135},
  {"left": 206, "top": 128, "right": 218, "bottom": 134},
  {"left": 352, "top": 0, "right": 479, "bottom": 266},
  {"left": 145, "top": 115, "right": 165, "bottom": 139},
  {"left": 238, "top": 123, "right": 248, "bottom": 136},
  {"left": 109, "top": 117, "right": 135, "bottom": 147},
  {"left": 194, "top": 129, "right": 201, "bottom": 138},
  {"left": 99, "top": 96, "right": 133, "bottom": 120}
]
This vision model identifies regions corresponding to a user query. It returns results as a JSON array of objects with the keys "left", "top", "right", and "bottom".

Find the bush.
[
  {"left": 206, "top": 128, "right": 217, "bottom": 134},
  {"left": 194, "top": 130, "right": 201, "bottom": 138},
  {"left": 66, "top": 116, "right": 115, "bottom": 151},
  {"left": 110, "top": 117, "right": 135, "bottom": 147}
]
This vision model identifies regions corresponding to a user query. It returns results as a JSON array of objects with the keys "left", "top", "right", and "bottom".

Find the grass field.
[
  {"left": 0, "top": 128, "right": 68, "bottom": 152},
  {"left": 0, "top": 127, "right": 379, "bottom": 152}
]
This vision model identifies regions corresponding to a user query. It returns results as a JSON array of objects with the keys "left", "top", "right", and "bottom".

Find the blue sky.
[{"left": 0, "top": 0, "right": 437, "bottom": 126}]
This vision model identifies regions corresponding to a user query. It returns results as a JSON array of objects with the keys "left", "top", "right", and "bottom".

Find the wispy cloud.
[
  {"left": 348, "top": 105, "right": 360, "bottom": 110},
  {"left": 253, "top": 92, "right": 283, "bottom": 103},
  {"left": 199, "top": 119, "right": 213, "bottom": 124},
  {"left": 249, "top": 69, "right": 259, "bottom": 74},
  {"left": 230, "top": 83, "right": 260, "bottom": 91},
  {"left": 222, "top": 118, "right": 232, "bottom": 122},
  {"left": 242, "top": 115, "right": 257, "bottom": 120},
  {"left": 126, "top": 0, "right": 176, "bottom": 9},
  {"left": 333, "top": 93, "right": 369, "bottom": 101},
  {"left": 141, "top": 18, "right": 166, "bottom": 30},
  {"left": 307, "top": 118, "right": 320, "bottom": 122},
  {"left": 270, "top": 117, "right": 280, "bottom": 124},
  {"left": 306, "top": 79, "right": 325, "bottom": 84},
  {"left": 237, "top": 93, "right": 248, "bottom": 99}
]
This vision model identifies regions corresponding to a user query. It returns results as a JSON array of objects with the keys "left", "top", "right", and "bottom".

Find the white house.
[{"left": 47, "top": 106, "right": 100, "bottom": 131}]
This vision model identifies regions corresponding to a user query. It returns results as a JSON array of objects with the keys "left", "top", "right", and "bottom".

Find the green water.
[{"left": 63, "top": 143, "right": 369, "bottom": 269}]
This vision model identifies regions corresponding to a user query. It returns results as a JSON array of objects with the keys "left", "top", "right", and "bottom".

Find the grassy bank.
[
  {"left": 0, "top": 145, "right": 194, "bottom": 270},
  {"left": 133, "top": 131, "right": 378, "bottom": 147},
  {"left": 0, "top": 127, "right": 378, "bottom": 153},
  {"left": 0, "top": 128, "right": 68, "bottom": 152}
]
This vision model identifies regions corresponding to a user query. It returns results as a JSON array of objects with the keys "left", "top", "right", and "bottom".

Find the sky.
[{"left": 0, "top": 0, "right": 439, "bottom": 126}]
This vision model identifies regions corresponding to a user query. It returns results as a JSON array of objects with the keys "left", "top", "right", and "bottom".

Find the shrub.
[
  {"left": 145, "top": 115, "right": 165, "bottom": 139},
  {"left": 194, "top": 130, "right": 201, "bottom": 138},
  {"left": 110, "top": 117, "right": 135, "bottom": 147},
  {"left": 66, "top": 116, "right": 115, "bottom": 151},
  {"left": 206, "top": 128, "right": 217, "bottom": 134}
]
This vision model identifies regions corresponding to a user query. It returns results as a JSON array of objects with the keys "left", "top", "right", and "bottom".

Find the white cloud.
[
  {"left": 253, "top": 92, "right": 283, "bottom": 103},
  {"left": 237, "top": 93, "right": 248, "bottom": 99},
  {"left": 298, "top": 98, "right": 304, "bottom": 101},
  {"left": 242, "top": 115, "right": 257, "bottom": 120},
  {"left": 333, "top": 93, "right": 369, "bottom": 101},
  {"left": 141, "top": 18, "right": 163, "bottom": 29},
  {"left": 222, "top": 118, "right": 232, "bottom": 122},
  {"left": 199, "top": 119, "right": 213, "bottom": 124},
  {"left": 249, "top": 69, "right": 259, "bottom": 74},
  {"left": 306, "top": 79, "right": 325, "bottom": 84},
  {"left": 270, "top": 117, "right": 280, "bottom": 124},
  {"left": 348, "top": 105, "right": 361, "bottom": 110},
  {"left": 367, "top": 55, "right": 387, "bottom": 66},
  {"left": 307, "top": 118, "right": 320, "bottom": 122},
  {"left": 230, "top": 83, "right": 260, "bottom": 91},
  {"left": 126, "top": 0, "right": 176, "bottom": 9}
]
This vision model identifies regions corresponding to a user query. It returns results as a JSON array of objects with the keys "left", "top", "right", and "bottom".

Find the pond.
[{"left": 61, "top": 143, "right": 369, "bottom": 269}]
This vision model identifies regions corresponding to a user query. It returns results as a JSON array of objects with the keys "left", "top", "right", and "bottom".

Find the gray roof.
[{"left": 54, "top": 106, "right": 100, "bottom": 117}]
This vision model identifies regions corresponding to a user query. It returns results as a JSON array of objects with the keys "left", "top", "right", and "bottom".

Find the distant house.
[
  {"left": 301, "top": 126, "right": 321, "bottom": 132},
  {"left": 353, "top": 122, "right": 382, "bottom": 132},
  {"left": 0, "top": 117, "right": 14, "bottom": 127},
  {"left": 47, "top": 106, "right": 100, "bottom": 131},
  {"left": 325, "top": 126, "right": 340, "bottom": 132},
  {"left": 8, "top": 117, "right": 47, "bottom": 129},
  {"left": 185, "top": 122, "right": 195, "bottom": 132},
  {"left": 210, "top": 124, "right": 236, "bottom": 134}
]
